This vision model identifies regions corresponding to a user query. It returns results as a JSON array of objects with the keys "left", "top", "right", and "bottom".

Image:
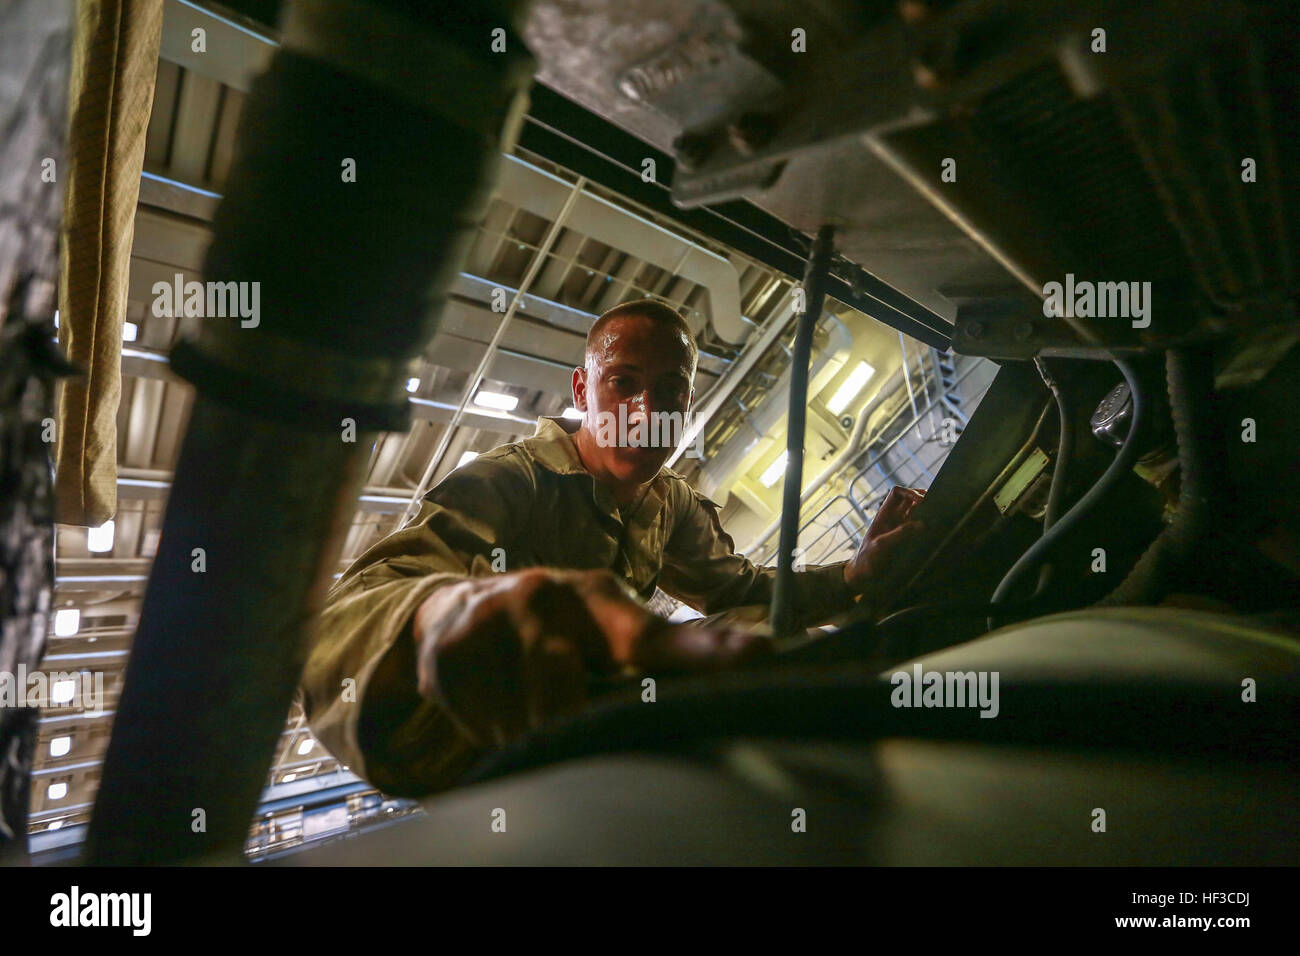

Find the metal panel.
[
  {"left": 208, "top": 86, "right": 246, "bottom": 186},
  {"left": 168, "top": 70, "right": 223, "bottom": 185},
  {"left": 143, "top": 58, "right": 180, "bottom": 167},
  {"left": 158, "top": 0, "right": 276, "bottom": 92}
]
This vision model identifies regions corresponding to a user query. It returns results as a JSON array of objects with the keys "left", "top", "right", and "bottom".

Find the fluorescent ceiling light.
[
  {"left": 473, "top": 389, "right": 518, "bottom": 412},
  {"left": 51, "top": 680, "right": 76, "bottom": 705},
  {"left": 283, "top": 773, "right": 297, "bottom": 783},
  {"left": 297, "top": 739, "right": 313, "bottom": 756},
  {"left": 53, "top": 608, "right": 80, "bottom": 637},
  {"left": 48, "top": 820, "right": 63, "bottom": 831},
  {"left": 562, "top": 407, "right": 583, "bottom": 420},
  {"left": 122, "top": 322, "right": 138, "bottom": 342},
  {"left": 456, "top": 451, "right": 479, "bottom": 468},
  {"left": 48, "top": 782, "right": 67, "bottom": 801},
  {"left": 760, "top": 450, "right": 788, "bottom": 489},
  {"left": 406, "top": 377, "right": 419, "bottom": 393},
  {"left": 86, "top": 520, "right": 114, "bottom": 553},
  {"left": 827, "top": 361, "right": 876, "bottom": 415},
  {"left": 50, "top": 736, "right": 71, "bottom": 758}
]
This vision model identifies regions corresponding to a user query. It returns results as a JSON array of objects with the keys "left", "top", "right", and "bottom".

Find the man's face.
[{"left": 573, "top": 314, "right": 696, "bottom": 485}]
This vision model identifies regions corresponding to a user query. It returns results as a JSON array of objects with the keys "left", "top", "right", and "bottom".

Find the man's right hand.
[{"left": 412, "top": 568, "right": 770, "bottom": 747}]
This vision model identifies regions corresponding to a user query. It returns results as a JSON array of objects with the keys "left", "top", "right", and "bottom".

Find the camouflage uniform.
[{"left": 301, "top": 416, "right": 857, "bottom": 795}]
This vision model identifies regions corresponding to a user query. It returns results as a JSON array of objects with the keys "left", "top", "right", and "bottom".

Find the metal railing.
[{"left": 756, "top": 350, "right": 995, "bottom": 570}]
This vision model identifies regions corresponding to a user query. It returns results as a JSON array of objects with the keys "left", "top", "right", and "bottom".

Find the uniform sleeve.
[
  {"left": 657, "top": 481, "right": 858, "bottom": 630},
  {"left": 300, "top": 449, "right": 535, "bottom": 797}
]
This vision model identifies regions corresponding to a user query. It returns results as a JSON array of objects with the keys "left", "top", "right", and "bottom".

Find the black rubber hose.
[
  {"left": 1099, "top": 349, "right": 1217, "bottom": 606},
  {"left": 990, "top": 357, "right": 1145, "bottom": 615}
]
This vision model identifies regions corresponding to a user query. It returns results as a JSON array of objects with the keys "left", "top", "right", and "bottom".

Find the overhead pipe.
[
  {"left": 665, "top": 300, "right": 791, "bottom": 470},
  {"left": 686, "top": 307, "right": 852, "bottom": 499},
  {"left": 491, "top": 156, "right": 747, "bottom": 343}
]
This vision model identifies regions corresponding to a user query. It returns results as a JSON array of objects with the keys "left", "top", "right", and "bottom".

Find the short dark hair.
[{"left": 584, "top": 299, "right": 699, "bottom": 375}]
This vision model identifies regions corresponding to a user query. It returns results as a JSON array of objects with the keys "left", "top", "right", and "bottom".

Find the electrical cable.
[
  {"left": 1028, "top": 356, "right": 1073, "bottom": 607},
  {"left": 1035, "top": 357, "right": 1072, "bottom": 536},
  {"left": 988, "top": 357, "right": 1145, "bottom": 622}
]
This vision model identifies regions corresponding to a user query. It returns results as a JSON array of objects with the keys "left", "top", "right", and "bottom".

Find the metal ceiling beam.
[
  {"left": 493, "top": 155, "right": 747, "bottom": 343},
  {"left": 113, "top": 472, "right": 420, "bottom": 515},
  {"left": 168, "top": 68, "right": 223, "bottom": 185},
  {"left": 128, "top": 201, "right": 726, "bottom": 411},
  {"left": 120, "top": 346, "right": 539, "bottom": 435},
  {"left": 54, "top": 575, "right": 149, "bottom": 593},
  {"left": 132, "top": 176, "right": 730, "bottom": 383},
  {"left": 159, "top": 0, "right": 276, "bottom": 94},
  {"left": 254, "top": 770, "right": 367, "bottom": 814}
]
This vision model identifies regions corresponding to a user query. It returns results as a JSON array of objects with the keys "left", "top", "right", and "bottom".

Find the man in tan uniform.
[{"left": 301, "top": 299, "right": 923, "bottom": 796}]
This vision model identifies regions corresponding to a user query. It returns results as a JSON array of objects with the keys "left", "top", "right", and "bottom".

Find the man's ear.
[{"left": 572, "top": 366, "right": 587, "bottom": 410}]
